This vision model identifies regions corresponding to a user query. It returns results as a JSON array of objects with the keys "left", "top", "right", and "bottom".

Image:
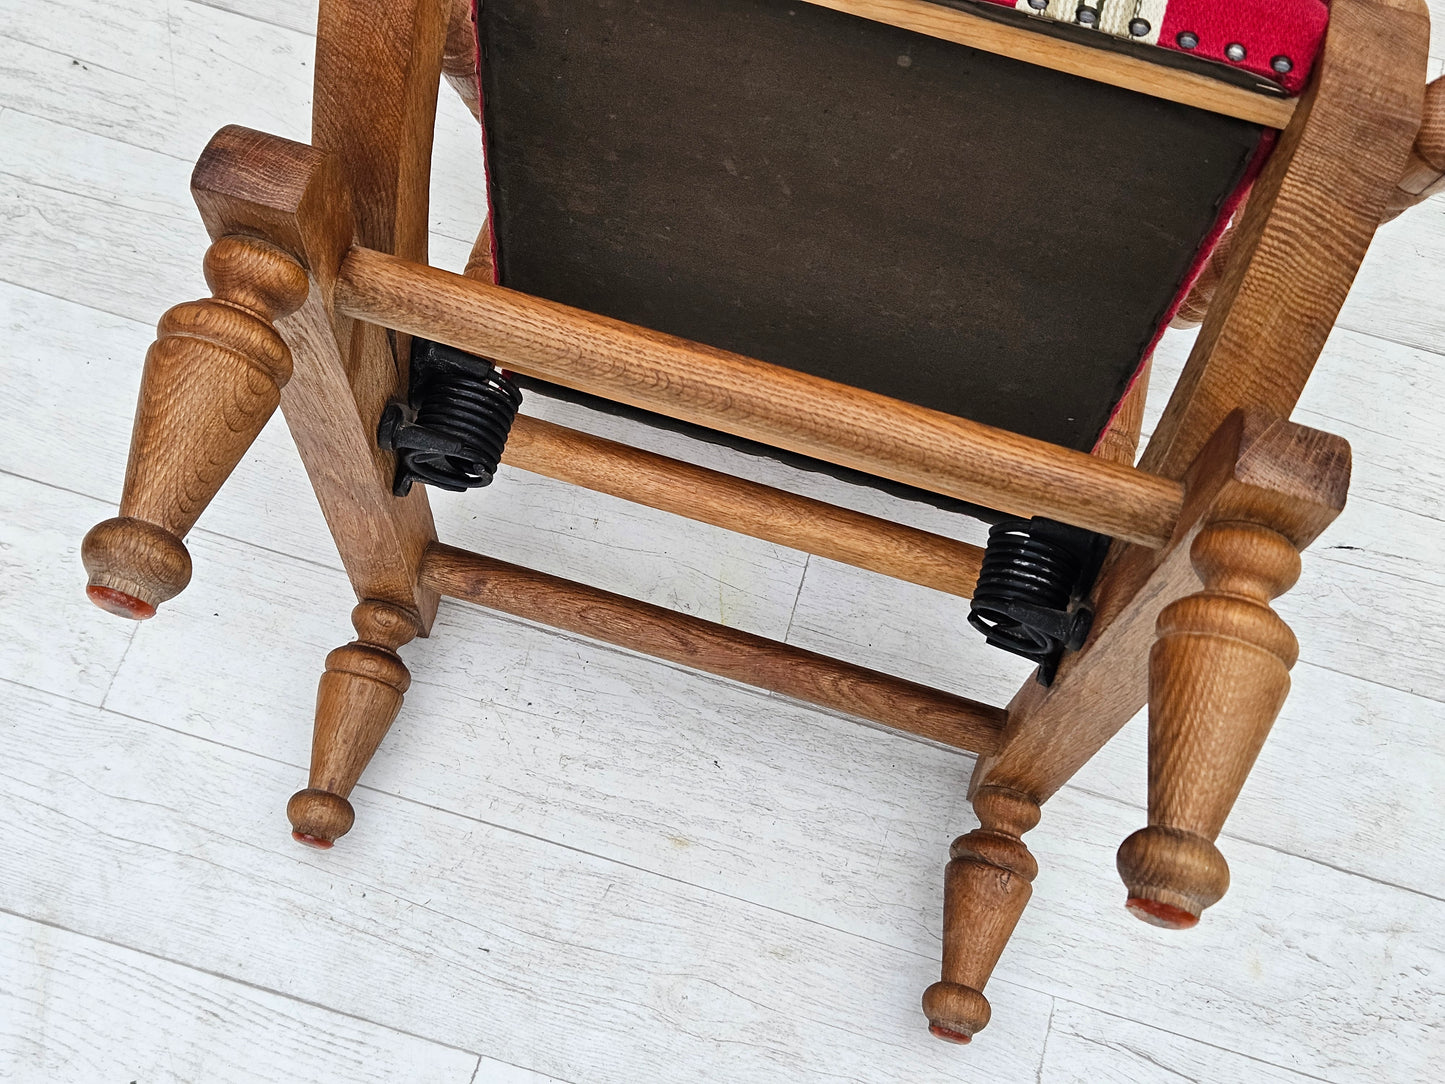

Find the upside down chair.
[{"left": 80, "top": 0, "right": 1444, "bottom": 1045}]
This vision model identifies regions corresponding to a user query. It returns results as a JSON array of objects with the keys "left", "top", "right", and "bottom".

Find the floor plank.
[
  {"left": 0, "top": 473, "right": 136, "bottom": 707},
  {"left": 47, "top": 484, "right": 1434, "bottom": 1083},
  {"left": 194, "top": 0, "right": 318, "bottom": 36},
  {"left": 0, "top": 678, "right": 1055, "bottom": 1084},
  {"left": 0, "top": 911, "right": 482, "bottom": 1084},
  {"left": 1039, "top": 1000, "right": 1324, "bottom": 1084},
  {"left": 0, "top": 0, "right": 484, "bottom": 246},
  {"left": 4, "top": 0, "right": 1443, "bottom": 1079}
]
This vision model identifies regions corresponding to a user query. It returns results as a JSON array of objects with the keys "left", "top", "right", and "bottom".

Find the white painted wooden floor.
[{"left": 2, "top": 2, "right": 1443, "bottom": 1081}]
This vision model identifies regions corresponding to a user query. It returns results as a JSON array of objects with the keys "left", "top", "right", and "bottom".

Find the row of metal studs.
[{"left": 1022, "top": 0, "right": 1296, "bottom": 76}]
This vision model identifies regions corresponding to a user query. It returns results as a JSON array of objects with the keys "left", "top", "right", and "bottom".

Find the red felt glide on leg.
[
  {"left": 86, "top": 584, "right": 158, "bottom": 621},
  {"left": 928, "top": 1023, "right": 973, "bottom": 1045},
  {"left": 1126, "top": 896, "right": 1200, "bottom": 930},
  {"left": 291, "top": 830, "right": 335, "bottom": 850}
]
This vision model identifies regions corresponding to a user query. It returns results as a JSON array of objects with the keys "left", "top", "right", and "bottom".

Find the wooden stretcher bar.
[
  {"left": 503, "top": 415, "right": 985, "bottom": 598},
  {"left": 334, "top": 247, "right": 1187, "bottom": 548},
  {"left": 418, "top": 542, "right": 1007, "bottom": 755}
]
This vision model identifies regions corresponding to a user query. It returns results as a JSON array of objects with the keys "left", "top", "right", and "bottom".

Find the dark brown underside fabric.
[{"left": 478, "top": 0, "right": 1262, "bottom": 462}]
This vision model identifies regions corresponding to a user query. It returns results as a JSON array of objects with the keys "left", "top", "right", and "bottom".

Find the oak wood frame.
[{"left": 80, "top": 0, "right": 1430, "bottom": 1051}]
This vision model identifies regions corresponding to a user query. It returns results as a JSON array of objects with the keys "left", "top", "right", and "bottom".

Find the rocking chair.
[{"left": 79, "top": 0, "right": 1442, "bottom": 1045}]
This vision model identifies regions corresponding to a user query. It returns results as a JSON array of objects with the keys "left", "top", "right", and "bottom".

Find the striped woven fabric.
[{"left": 974, "top": 0, "right": 1329, "bottom": 94}]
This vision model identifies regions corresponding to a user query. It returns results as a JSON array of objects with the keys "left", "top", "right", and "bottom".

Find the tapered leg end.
[
  {"left": 287, "top": 788, "right": 355, "bottom": 848},
  {"left": 922, "top": 981, "right": 990, "bottom": 1044},
  {"left": 82, "top": 517, "right": 192, "bottom": 619},
  {"left": 1117, "top": 826, "right": 1228, "bottom": 929}
]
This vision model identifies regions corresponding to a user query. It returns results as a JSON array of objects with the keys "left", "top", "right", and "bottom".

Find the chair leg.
[
  {"left": 287, "top": 600, "right": 422, "bottom": 848},
  {"left": 1117, "top": 520, "right": 1301, "bottom": 928},
  {"left": 922, "top": 784, "right": 1039, "bottom": 1043},
  {"left": 82, "top": 235, "right": 309, "bottom": 618}
]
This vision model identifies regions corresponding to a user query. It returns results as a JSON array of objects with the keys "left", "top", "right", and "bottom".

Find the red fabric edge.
[
  {"left": 471, "top": 0, "right": 500, "bottom": 287},
  {"left": 1089, "top": 128, "right": 1278, "bottom": 456},
  {"left": 971, "top": 0, "right": 1329, "bottom": 96}
]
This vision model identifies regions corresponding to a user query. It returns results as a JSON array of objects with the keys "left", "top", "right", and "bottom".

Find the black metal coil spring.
[
  {"left": 404, "top": 365, "right": 523, "bottom": 490},
  {"left": 379, "top": 341, "right": 524, "bottom": 496},
  {"left": 968, "top": 519, "right": 1085, "bottom": 662}
]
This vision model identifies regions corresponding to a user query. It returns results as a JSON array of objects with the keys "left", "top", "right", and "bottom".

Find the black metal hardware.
[
  {"left": 968, "top": 517, "right": 1110, "bottom": 686},
  {"left": 378, "top": 338, "right": 522, "bottom": 497}
]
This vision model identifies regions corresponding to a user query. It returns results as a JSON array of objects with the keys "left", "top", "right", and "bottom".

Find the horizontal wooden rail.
[
  {"left": 420, "top": 543, "right": 1006, "bottom": 755},
  {"left": 503, "top": 415, "right": 984, "bottom": 597},
  {"left": 801, "top": 0, "right": 1295, "bottom": 129},
  {"left": 337, "top": 249, "right": 1185, "bottom": 548}
]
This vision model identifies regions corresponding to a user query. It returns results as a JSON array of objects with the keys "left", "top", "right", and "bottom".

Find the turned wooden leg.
[
  {"left": 1117, "top": 520, "right": 1301, "bottom": 928},
  {"left": 82, "top": 235, "right": 309, "bottom": 618},
  {"left": 287, "top": 600, "right": 422, "bottom": 848},
  {"left": 922, "top": 785, "right": 1039, "bottom": 1044}
]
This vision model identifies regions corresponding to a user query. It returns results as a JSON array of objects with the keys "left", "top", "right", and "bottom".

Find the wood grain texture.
[
  {"left": 420, "top": 542, "right": 1006, "bottom": 754},
  {"left": 81, "top": 234, "right": 308, "bottom": 618},
  {"left": 503, "top": 415, "right": 984, "bottom": 599},
  {"left": 463, "top": 221, "right": 494, "bottom": 282},
  {"left": 0, "top": 273, "right": 812, "bottom": 649},
  {"left": 797, "top": 0, "right": 1296, "bottom": 127},
  {"left": 20, "top": 651, "right": 1445, "bottom": 1082},
  {"left": 1188, "top": 71, "right": 1445, "bottom": 319},
  {"left": 1383, "top": 76, "right": 1445, "bottom": 217},
  {"left": 1118, "top": 522, "right": 1305, "bottom": 929},
  {"left": 289, "top": 600, "right": 422, "bottom": 847},
  {"left": 312, "top": 0, "right": 447, "bottom": 411},
  {"left": 0, "top": 0, "right": 482, "bottom": 265},
  {"left": 442, "top": 0, "right": 480, "bottom": 121},
  {"left": 7, "top": 470, "right": 1436, "bottom": 1080},
  {"left": 922, "top": 786, "right": 1040, "bottom": 1044},
  {"left": 974, "top": 413, "right": 1349, "bottom": 804},
  {"left": 0, "top": 680, "right": 1055, "bottom": 1083},
  {"left": 13, "top": 3, "right": 1443, "bottom": 1076},
  {"left": 312, "top": 0, "right": 445, "bottom": 265},
  {"left": 336, "top": 248, "right": 1185, "bottom": 546},
  {"left": 0, "top": 475, "right": 139, "bottom": 707},
  {"left": 0, "top": 913, "right": 480, "bottom": 1084},
  {"left": 1141, "top": 0, "right": 1429, "bottom": 482},
  {"left": 1091, "top": 358, "right": 1151, "bottom": 467},
  {"left": 192, "top": 125, "right": 439, "bottom": 624},
  {"left": 1170, "top": 195, "right": 1250, "bottom": 331}
]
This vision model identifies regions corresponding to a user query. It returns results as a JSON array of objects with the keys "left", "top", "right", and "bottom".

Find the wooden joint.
[
  {"left": 287, "top": 600, "right": 421, "bottom": 848},
  {"left": 82, "top": 235, "right": 308, "bottom": 619},
  {"left": 1141, "top": 0, "right": 1428, "bottom": 480},
  {"left": 187, "top": 124, "right": 440, "bottom": 626},
  {"left": 923, "top": 785, "right": 1040, "bottom": 1044}
]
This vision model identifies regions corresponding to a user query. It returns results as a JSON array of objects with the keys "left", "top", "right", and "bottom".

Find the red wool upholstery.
[{"left": 976, "top": 0, "right": 1329, "bottom": 95}]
